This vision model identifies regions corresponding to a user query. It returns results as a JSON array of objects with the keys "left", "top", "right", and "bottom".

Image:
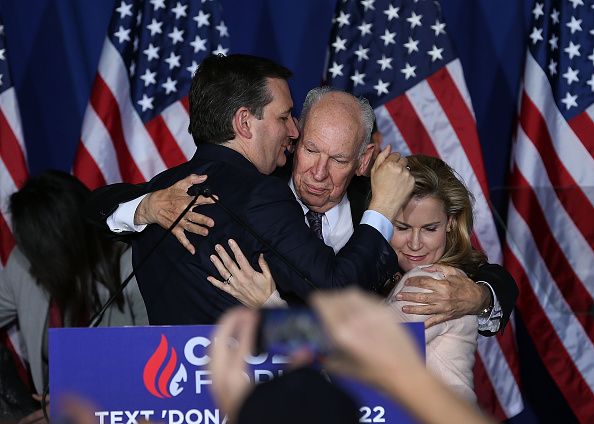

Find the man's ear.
[
  {"left": 355, "top": 143, "right": 375, "bottom": 176},
  {"left": 232, "top": 107, "right": 253, "bottom": 139}
]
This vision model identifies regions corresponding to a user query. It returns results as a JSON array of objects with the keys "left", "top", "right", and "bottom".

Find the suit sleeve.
[
  {"left": 85, "top": 182, "right": 151, "bottom": 235},
  {"left": 84, "top": 159, "right": 199, "bottom": 235},
  {"left": 244, "top": 178, "right": 397, "bottom": 300},
  {"left": 474, "top": 263, "right": 519, "bottom": 336}
]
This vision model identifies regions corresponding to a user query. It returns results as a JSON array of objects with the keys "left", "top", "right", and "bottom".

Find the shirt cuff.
[
  {"left": 360, "top": 210, "right": 394, "bottom": 242},
  {"left": 262, "top": 290, "right": 288, "bottom": 308},
  {"left": 106, "top": 195, "right": 149, "bottom": 233},
  {"left": 476, "top": 281, "right": 502, "bottom": 332}
]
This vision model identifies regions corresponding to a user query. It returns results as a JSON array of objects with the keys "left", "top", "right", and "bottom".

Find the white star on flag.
[
  {"left": 143, "top": 43, "right": 160, "bottom": 61},
  {"left": 376, "top": 55, "right": 393, "bottom": 70},
  {"left": 194, "top": 10, "right": 210, "bottom": 27},
  {"left": 407, "top": 11, "right": 422, "bottom": 28},
  {"left": 350, "top": 70, "right": 365, "bottom": 86},
  {"left": 146, "top": 19, "right": 162, "bottom": 36},
  {"left": 562, "top": 66, "right": 579, "bottom": 84},
  {"left": 380, "top": 29, "right": 396, "bottom": 46},
  {"left": 172, "top": 2, "right": 187, "bottom": 19},
  {"left": 383, "top": 4, "right": 399, "bottom": 20},
  {"left": 328, "top": 62, "right": 344, "bottom": 77},
  {"left": 168, "top": 27, "right": 184, "bottom": 45},
  {"left": 114, "top": 26, "right": 131, "bottom": 43},
  {"left": 137, "top": 94, "right": 154, "bottom": 111},
  {"left": 373, "top": 79, "right": 389, "bottom": 95},
  {"left": 400, "top": 62, "right": 416, "bottom": 79}
]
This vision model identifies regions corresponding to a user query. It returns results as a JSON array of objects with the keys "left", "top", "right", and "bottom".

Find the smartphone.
[{"left": 256, "top": 307, "right": 332, "bottom": 359}]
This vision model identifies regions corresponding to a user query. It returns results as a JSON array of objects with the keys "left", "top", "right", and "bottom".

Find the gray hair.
[{"left": 300, "top": 86, "right": 375, "bottom": 158}]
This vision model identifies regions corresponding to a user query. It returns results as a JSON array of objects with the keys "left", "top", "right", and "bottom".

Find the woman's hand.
[{"left": 208, "top": 239, "right": 277, "bottom": 308}]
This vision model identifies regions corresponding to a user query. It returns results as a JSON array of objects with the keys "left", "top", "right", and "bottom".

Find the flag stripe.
[
  {"left": 78, "top": 102, "right": 123, "bottom": 185},
  {"left": 0, "top": 214, "right": 15, "bottom": 265},
  {"left": 519, "top": 92, "right": 594, "bottom": 247},
  {"left": 90, "top": 75, "right": 145, "bottom": 184},
  {"left": 506, "top": 201, "right": 594, "bottom": 388},
  {"left": 568, "top": 108, "right": 594, "bottom": 161},
  {"left": 515, "top": 126, "right": 594, "bottom": 298},
  {"left": 0, "top": 109, "right": 27, "bottom": 187},
  {"left": 96, "top": 39, "right": 166, "bottom": 180},
  {"left": 504, "top": 240, "right": 594, "bottom": 422},
  {"left": 384, "top": 94, "right": 440, "bottom": 156},
  {"left": 522, "top": 53, "right": 594, "bottom": 191},
  {"left": 0, "top": 328, "right": 30, "bottom": 390},
  {"left": 477, "top": 335, "right": 524, "bottom": 418},
  {"left": 144, "top": 113, "right": 187, "bottom": 169},
  {"left": 473, "top": 355, "right": 507, "bottom": 421},
  {"left": 509, "top": 166, "right": 594, "bottom": 339},
  {"left": 0, "top": 89, "right": 26, "bottom": 152},
  {"left": 426, "top": 66, "right": 489, "bottom": 196},
  {"left": 159, "top": 100, "right": 196, "bottom": 160},
  {"left": 374, "top": 105, "right": 411, "bottom": 155},
  {"left": 180, "top": 96, "right": 190, "bottom": 113},
  {"left": 73, "top": 141, "right": 108, "bottom": 190}
]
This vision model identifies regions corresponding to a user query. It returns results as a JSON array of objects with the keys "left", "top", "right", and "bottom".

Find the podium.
[{"left": 50, "top": 324, "right": 424, "bottom": 423}]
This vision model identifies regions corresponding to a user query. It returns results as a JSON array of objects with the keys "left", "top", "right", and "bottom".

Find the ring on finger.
[{"left": 224, "top": 274, "right": 233, "bottom": 284}]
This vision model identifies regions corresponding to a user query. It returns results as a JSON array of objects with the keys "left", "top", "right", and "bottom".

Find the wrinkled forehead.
[{"left": 300, "top": 103, "right": 364, "bottom": 153}]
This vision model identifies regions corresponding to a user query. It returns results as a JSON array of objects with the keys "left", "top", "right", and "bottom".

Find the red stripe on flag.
[
  {"left": 144, "top": 114, "right": 187, "bottom": 169},
  {"left": 519, "top": 92, "right": 594, "bottom": 249},
  {"left": 0, "top": 328, "right": 31, "bottom": 391},
  {"left": 0, "top": 214, "right": 16, "bottom": 266},
  {"left": 73, "top": 141, "right": 107, "bottom": 190},
  {"left": 511, "top": 167, "right": 594, "bottom": 340},
  {"left": 504, "top": 243, "right": 594, "bottom": 422},
  {"left": 568, "top": 111, "right": 594, "bottom": 160},
  {"left": 89, "top": 75, "right": 145, "bottom": 184},
  {"left": 426, "top": 68, "right": 490, "bottom": 195},
  {"left": 384, "top": 94, "right": 440, "bottom": 156},
  {"left": 496, "top": 324, "right": 522, "bottom": 384},
  {"left": 0, "top": 110, "right": 28, "bottom": 187},
  {"left": 474, "top": 355, "right": 507, "bottom": 421},
  {"left": 180, "top": 96, "right": 189, "bottom": 113}
]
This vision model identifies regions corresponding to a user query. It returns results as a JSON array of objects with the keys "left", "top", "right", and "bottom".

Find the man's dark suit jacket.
[
  {"left": 347, "top": 175, "right": 518, "bottom": 336},
  {"left": 87, "top": 144, "right": 397, "bottom": 325}
]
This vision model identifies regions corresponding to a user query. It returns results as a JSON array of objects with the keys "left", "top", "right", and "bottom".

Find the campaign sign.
[{"left": 49, "top": 324, "right": 424, "bottom": 424}]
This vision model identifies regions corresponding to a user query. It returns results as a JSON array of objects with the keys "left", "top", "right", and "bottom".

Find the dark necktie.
[{"left": 306, "top": 210, "right": 324, "bottom": 240}]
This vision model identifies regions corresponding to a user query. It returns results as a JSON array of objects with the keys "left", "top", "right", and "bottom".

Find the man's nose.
[
  {"left": 312, "top": 156, "right": 330, "bottom": 181},
  {"left": 287, "top": 116, "right": 299, "bottom": 139}
]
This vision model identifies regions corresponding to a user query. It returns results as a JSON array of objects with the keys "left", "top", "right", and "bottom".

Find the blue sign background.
[{"left": 50, "top": 324, "right": 425, "bottom": 423}]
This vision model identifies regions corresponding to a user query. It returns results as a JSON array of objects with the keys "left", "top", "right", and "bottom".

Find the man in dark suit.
[
  {"left": 271, "top": 87, "right": 516, "bottom": 336},
  {"left": 87, "top": 54, "right": 414, "bottom": 325}
]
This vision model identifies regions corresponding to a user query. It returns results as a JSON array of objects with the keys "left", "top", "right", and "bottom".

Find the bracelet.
[{"left": 478, "top": 282, "right": 494, "bottom": 318}]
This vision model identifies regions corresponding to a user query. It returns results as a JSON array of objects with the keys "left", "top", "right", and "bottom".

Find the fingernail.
[
  {"left": 396, "top": 294, "right": 403, "bottom": 300},
  {"left": 210, "top": 255, "right": 215, "bottom": 261},
  {"left": 215, "top": 244, "right": 221, "bottom": 251}
]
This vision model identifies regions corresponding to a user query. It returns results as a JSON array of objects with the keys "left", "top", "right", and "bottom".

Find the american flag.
[
  {"left": 506, "top": 0, "right": 594, "bottom": 421},
  {"left": 326, "top": 0, "right": 523, "bottom": 419},
  {"left": 74, "top": 0, "right": 229, "bottom": 189},
  {"left": 0, "top": 13, "right": 31, "bottom": 389}
]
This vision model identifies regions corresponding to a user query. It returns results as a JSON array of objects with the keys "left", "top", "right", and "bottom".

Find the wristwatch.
[{"left": 478, "top": 282, "right": 494, "bottom": 318}]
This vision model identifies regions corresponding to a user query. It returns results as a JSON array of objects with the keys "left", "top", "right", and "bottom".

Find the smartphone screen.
[{"left": 256, "top": 307, "right": 331, "bottom": 359}]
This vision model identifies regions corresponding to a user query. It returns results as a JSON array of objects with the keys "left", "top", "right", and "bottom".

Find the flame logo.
[{"left": 143, "top": 334, "right": 187, "bottom": 398}]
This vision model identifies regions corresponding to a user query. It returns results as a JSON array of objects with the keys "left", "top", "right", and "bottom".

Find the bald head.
[
  {"left": 292, "top": 88, "right": 375, "bottom": 213},
  {"left": 299, "top": 87, "right": 374, "bottom": 156}
]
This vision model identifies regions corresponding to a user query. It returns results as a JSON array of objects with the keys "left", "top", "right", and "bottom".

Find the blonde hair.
[{"left": 406, "top": 155, "right": 487, "bottom": 277}]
